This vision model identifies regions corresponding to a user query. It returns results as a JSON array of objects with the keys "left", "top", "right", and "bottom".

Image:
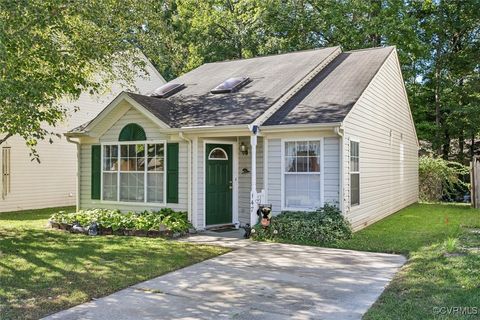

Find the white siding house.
[
  {"left": 0, "top": 57, "right": 165, "bottom": 213},
  {"left": 67, "top": 46, "right": 418, "bottom": 231}
]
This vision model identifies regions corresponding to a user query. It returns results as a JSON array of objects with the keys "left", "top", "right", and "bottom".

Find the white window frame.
[
  {"left": 100, "top": 140, "right": 167, "bottom": 206},
  {"left": 350, "top": 139, "right": 360, "bottom": 207},
  {"left": 281, "top": 138, "right": 324, "bottom": 211}
]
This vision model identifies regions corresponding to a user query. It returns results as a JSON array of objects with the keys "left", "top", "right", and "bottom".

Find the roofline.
[
  {"left": 203, "top": 46, "right": 341, "bottom": 65},
  {"left": 66, "top": 91, "right": 171, "bottom": 136},
  {"left": 260, "top": 122, "right": 342, "bottom": 133}
]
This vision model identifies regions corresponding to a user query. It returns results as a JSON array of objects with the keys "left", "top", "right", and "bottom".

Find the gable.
[{"left": 99, "top": 107, "right": 168, "bottom": 143}]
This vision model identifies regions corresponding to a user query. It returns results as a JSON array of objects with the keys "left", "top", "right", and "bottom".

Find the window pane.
[
  {"left": 285, "top": 174, "right": 321, "bottom": 209},
  {"left": 285, "top": 142, "right": 296, "bottom": 157},
  {"left": 296, "top": 141, "right": 308, "bottom": 156},
  {"left": 147, "top": 173, "right": 164, "bottom": 202},
  {"left": 308, "top": 141, "right": 320, "bottom": 156},
  {"left": 102, "top": 173, "right": 117, "bottom": 201},
  {"left": 120, "top": 173, "right": 144, "bottom": 202},
  {"left": 309, "top": 156, "right": 320, "bottom": 172},
  {"left": 296, "top": 157, "right": 308, "bottom": 172},
  {"left": 285, "top": 156, "right": 296, "bottom": 172},
  {"left": 351, "top": 173, "right": 360, "bottom": 206}
]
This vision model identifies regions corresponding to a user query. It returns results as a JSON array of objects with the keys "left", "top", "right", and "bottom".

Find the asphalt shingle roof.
[
  {"left": 128, "top": 47, "right": 340, "bottom": 128},
  {"left": 263, "top": 46, "right": 394, "bottom": 125},
  {"left": 69, "top": 46, "right": 396, "bottom": 133}
]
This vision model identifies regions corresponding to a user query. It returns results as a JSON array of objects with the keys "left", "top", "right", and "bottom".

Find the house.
[
  {"left": 0, "top": 56, "right": 165, "bottom": 213},
  {"left": 66, "top": 46, "right": 419, "bottom": 231}
]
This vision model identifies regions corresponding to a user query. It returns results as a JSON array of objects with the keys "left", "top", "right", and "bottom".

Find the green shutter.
[
  {"left": 91, "top": 145, "right": 101, "bottom": 200},
  {"left": 166, "top": 143, "right": 179, "bottom": 203}
]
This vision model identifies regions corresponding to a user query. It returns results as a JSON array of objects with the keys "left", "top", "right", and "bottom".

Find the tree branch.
[{"left": 0, "top": 133, "right": 13, "bottom": 146}]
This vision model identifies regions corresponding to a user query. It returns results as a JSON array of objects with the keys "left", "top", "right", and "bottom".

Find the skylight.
[
  {"left": 151, "top": 83, "right": 185, "bottom": 98},
  {"left": 211, "top": 77, "right": 250, "bottom": 94}
]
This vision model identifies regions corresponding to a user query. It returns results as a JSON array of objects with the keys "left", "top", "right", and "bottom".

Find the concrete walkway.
[{"left": 43, "top": 233, "right": 405, "bottom": 320}]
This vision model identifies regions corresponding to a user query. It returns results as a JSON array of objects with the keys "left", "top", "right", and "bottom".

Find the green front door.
[{"left": 206, "top": 144, "right": 233, "bottom": 225}]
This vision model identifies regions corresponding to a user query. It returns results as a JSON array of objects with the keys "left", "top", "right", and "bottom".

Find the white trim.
[
  {"left": 100, "top": 140, "right": 167, "bottom": 206},
  {"left": 202, "top": 140, "right": 239, "bottom": 227},
  {"left": 280, "top": 137, "right": 325, "bottom": 212},
  {"left": 192, "top": 137, "right": 199, "bottom": 228}
]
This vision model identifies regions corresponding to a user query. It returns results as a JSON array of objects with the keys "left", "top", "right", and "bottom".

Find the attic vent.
[
  {"left": 151, "top": 83, "right": 185, "bottom": 98},
  {"left": 211, "top": 77, "right": 250, "bottom": 94}
]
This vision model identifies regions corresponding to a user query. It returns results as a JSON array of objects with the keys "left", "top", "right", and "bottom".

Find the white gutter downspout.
[
  {"left": 66, "top": 136, "right": 81, "bottom": 211},
  {"left": 179, "top": 132, "right": 192, "bottom": 223},
  {"left": 248, "top": 124, "right": 260, "bottom": 226},
  {"left": 334, "top": 126, "right": 344, "bottom": 214}
]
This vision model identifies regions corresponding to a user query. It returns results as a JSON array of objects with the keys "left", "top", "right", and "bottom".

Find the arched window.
[
  {"left": 119, "top": 123, "right": 146, "bottom": 141},
  {"left": 208, "top": 148, "right": 228, "bottom": 160}
]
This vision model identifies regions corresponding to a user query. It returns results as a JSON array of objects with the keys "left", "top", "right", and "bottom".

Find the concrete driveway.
[{"left": 43, "top": 238, "right": 405, "bottom": 320}]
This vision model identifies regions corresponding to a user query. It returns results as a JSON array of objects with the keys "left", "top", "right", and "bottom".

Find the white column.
[{"left": 250, "top": 133, "right": 258, "bottom": 226}]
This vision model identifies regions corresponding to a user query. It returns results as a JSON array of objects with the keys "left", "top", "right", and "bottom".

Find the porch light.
[{"left": 240, "top": 142, "right": 248, "bottom": 155}]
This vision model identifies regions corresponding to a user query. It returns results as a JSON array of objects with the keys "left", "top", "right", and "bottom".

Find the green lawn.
[
  {"left": 333, "top": 203, "right": 480, "bottom": 320},
  {"left": 0, "top": 207, "right": 229, "bottom": 320}
]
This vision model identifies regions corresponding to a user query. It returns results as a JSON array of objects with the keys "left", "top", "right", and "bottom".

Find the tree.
[{"left": 0, "top": 0, "right": 152, "bottom": 159}]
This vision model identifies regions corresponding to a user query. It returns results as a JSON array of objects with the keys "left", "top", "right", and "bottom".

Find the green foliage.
[
  {"left": 0, "top": 0, "right": 152, "bottom": 159},
  {"left": 50, "top": 208, "right": 192, "bottom": 233},
  {"left": 443, "top": 237, "right": 459, "bottom": 253},
  {"left": 419, "top": 155, "right": 469, "bottom": 202},
  {"left": 252, "top": 204, "right": 352, "bottom": 244}
]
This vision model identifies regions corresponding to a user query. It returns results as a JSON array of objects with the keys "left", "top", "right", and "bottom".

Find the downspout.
[
  {"left": 66, "top": 136, "right": 80, "bottom": 211},
  {"left": 248, "top": 124, "right": 260, "bottom": 226},
  {"left": 334, "top": 126, "right": 344, "bottom": 214},
  {"left": 179, "top": 132, "right": 192, "bottom": 223}
]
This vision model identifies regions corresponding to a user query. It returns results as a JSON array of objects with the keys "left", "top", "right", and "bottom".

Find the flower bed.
[
  {"left": 49, "top": 208, "right": 193, "bottom": 238},
  {"left": 251, "top": 204, "right": 352, "bottom": 244}
]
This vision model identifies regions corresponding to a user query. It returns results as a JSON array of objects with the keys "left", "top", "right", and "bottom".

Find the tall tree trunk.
[
  {"left": 442, "top": 130, "right": 450, "bottom": 160},
  {"left": 434, "top": 65, "right": 442, "bottom": 155},
  {"left": 459, "top": 130, "right": 465, "bottom": 164}
]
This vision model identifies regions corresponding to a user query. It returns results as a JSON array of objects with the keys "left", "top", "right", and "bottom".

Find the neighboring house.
[
  {"left": 0, "top": 57, "right": 165, "bottom": 213},
  {"left": 66, "top": 46, "right": 419, "bottom": 231}
]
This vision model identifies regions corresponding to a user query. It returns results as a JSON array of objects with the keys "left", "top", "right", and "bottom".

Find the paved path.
[{"left": 43, "top": 233, "right": 405, "bottom": 320}]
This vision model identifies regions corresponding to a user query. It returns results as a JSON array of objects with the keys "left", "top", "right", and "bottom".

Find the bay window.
[
  {"left": 102, "top": 141, "right": 166, "bottom": 203},
  {"left": 284, "top": 140, "right": 322, "bottom": 209}
]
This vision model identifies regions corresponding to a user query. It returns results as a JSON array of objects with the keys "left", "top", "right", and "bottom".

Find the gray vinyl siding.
[
  {"left": 79, "top": 107, "right": 188, "bottom": 212},
  {"left": 266, "top": 139, "right": 282, "bottom": 214},
  {"left": 265, "top": 136, "right": 340, "bottom": 215},
  {"left": 238, "top": 137, "right": 264, "bottom": 225},
  {"left": 343, "top": 50, "right": 418, "bottom": 231},
  {"left": 324, "top": 137, "right": 340, "bottom": 205}
]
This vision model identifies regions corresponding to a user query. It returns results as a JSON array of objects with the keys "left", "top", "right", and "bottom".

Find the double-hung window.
[
  {"left": 350, "top": 140, "right": 360, "bottom": 206},
  {"left": 102, "top": 142, "right": 166, "bottom": 203},
  {"left": 284, "top": 140, "right": 321, "bottom": 209}
]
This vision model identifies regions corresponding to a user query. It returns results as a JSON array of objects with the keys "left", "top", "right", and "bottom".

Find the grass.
[
  {"left": 0, "top": 206, "right": 229, "bottom": 320},
  {"left": 336, "top": 203, "right": 480, "bottom": 320}
]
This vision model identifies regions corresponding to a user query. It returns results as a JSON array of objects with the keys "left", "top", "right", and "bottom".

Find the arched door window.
[{"left": 208, "top": 148, "right": 228, "bottom": 160}]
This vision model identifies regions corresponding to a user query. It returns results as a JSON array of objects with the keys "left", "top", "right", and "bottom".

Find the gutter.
[
  {"left": 334, "top": 125, "right": 345, "bottom": 214},
  {"left": 66, "top": 136, "right": 81, "bottom": 211},
  {"left": 178, "top": 132, "right": 193, "bottom": 223}
]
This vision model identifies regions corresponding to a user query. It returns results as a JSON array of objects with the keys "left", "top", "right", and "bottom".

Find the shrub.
[
  {"left": 419, "top": 156, "right": 469, "bottom": 202},
  {"left": 252, "top": 204, "right": 352, "bottom": 244},
  {"left": 50, "top": 208, "right": 192, "bottom": 234}
]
